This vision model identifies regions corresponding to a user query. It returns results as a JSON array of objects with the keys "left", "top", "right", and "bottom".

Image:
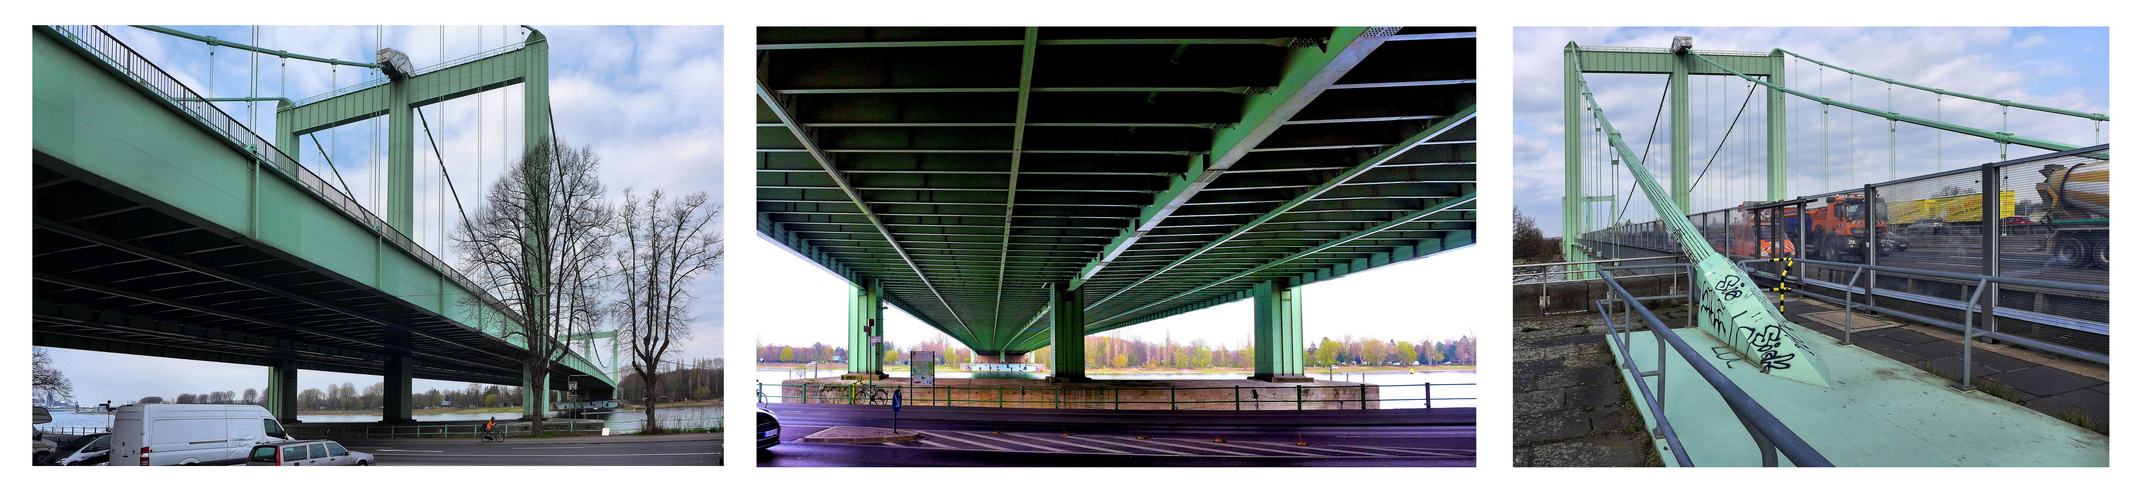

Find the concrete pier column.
[
  {"left": 265, "top": 360, "right": 299, "bottom": 422},
  {"left": 1251, "top": 280, "right": 1313, "bottom": 382},
  {"left": 1047, "top": 282, "right": 1089, "bottom": 382},
  {"left": 381, "top": 355, "right": 415, "bottom": 423},
  {"left": 843, "top": 279, "right": 888, "bottom": 380}
]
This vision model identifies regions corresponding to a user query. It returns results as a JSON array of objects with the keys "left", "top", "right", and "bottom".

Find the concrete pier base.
[{"left": 779, "top": 377, "right": 1381, "bottom": 410}]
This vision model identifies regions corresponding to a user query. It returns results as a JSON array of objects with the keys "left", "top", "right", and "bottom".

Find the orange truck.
[
  {"left": 1781, "top": 194, "right": 1888, "bottom": 262},
  {"left": 1731, "top": 203, "right": 1797, "bottom": 258}
]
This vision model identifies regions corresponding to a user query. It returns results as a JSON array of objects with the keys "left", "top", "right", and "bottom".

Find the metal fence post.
[
  {"left": 1297, "top": 385, "right": 1304, "bottom": 411},
  {"left": 1960, "top": 279, "right": 1990, "bottom": 391},
  {"left": 1424, "top": 382, "right": 1432, "bottom": 409},
  {"left": 1979, "top": 163, "right": 2002, "bottom": 343}
]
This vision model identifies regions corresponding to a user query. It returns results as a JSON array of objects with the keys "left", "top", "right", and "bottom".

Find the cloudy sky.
[
  {"left": 44, "top": 25, "right": 723, "bottom": 406},
  {"left": 1514, "top": 27, "right": 2109, "bottom": 236}
]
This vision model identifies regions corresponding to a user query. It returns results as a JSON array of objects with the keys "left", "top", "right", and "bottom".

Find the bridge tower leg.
[
  {"left": 842, "top": 279, "right": 888, "bottom": 380},
  {"left": 382, "top": 355, "right": 415, "bottom": 424},
  {"left": 1766, "top": 49, "right": 1789, "bottom": 201},
  {"left": 1250, "top": 280, "right": 1313, "bottom": 383},
  {"left": 265, "top": 360, "right": 299, "bottom": 422},
  {"left": 1047, "top": 282, "right": 1089, "bottom": 382},
  {"left": 1562, "top": 43, "right": 1584, "bottom": 264}
]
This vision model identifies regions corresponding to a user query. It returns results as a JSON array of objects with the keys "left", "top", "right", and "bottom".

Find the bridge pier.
[
  {"left": 1047, "top": 282, "right": 1090, "bottom": 382},
  {"left": 266, "top": 360, "right": 300, "bottom": 422},
  {"left": 843, "top": 279, "right": 888, "bottom": 380},
  {"left": 382, "top": 354, "right": 416, "bottom": 424},
  {"left": 1251, "top": 280, "right": 1313, "bottom": 383}
]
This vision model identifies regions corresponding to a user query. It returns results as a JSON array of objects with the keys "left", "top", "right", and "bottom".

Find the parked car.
[
  {"left": 247, "top": 439, "right": 373, "bottom": 466},
  {"left": 756, "top": 408, "right": 781, "bottom": 450},
  {"left": 32, "top": 406, "right": 56, "bottom": 464},
  {"left": 38, "top": 433, "right": 111, "bottom": 466},
  {"left": 110, "top": 404, "right": 290, "bottom": 466},
  {"left": 2000, "top": 216, "right": 2033, "bottom": 225},
  {"left": 1880, "top": 232, "right": 1910, "bottom": 254}
]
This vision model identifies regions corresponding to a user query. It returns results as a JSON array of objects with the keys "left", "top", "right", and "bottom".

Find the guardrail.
[
  {"left": 1594, "top": 268, "right": 1831, "bottom": 467},
  {"left": 1739, "top": 257, "right": 2109, "bottom": 390},
  {"left": 756, "top": 381, "right": 1473, "bottom": 411},
  {"left": 44, "top": 25, "right": 608, "bottom": 381},
  {"left": 289, "top": 417, "right": 722, "bottom": 440}
]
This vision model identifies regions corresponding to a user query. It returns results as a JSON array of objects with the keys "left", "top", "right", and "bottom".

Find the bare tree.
[
  {"left": 32, "top": 348, "right": 73, "bottom": 400},
  {"left": 457, "top": 139, "right": 616, "bottom": 425},
  {"left": 612, "top": 189, "right": 722, "bottom": 434}
]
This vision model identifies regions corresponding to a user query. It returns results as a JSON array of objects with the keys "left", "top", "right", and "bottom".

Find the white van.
[{"left": 109, "top": 404, "right": 290, "bottom": 466}]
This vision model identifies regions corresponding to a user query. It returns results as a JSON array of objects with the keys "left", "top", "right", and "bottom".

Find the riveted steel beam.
[
  {"left": 1069, "top": 27, "right": 1392, "bottom": 291},
  {"left": 758, "top": 79, "right": 976, "bottom": 337}
]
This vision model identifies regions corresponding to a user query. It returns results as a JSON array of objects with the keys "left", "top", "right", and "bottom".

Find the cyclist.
[{"left": 482, "top": 417, "right": 500, "bottom": 442}]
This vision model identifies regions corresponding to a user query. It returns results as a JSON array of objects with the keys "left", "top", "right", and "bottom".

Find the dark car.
[
  {"left": 756, "top": 408, "right": 781, "bottom": 450},
  {"left": 37, "top": 433, "right": 111, "bottom": 466},
  {"left": 2001, "top": 216, "right": 2033, "bottom": 225}
]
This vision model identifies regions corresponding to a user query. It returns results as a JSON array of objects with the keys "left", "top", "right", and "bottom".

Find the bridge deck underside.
[
  {"left": 33, "top": 159, "right": 578, "bottom": 389},
  {"left": 758, "top": 27, "right": 1477, "bottom": 354}
]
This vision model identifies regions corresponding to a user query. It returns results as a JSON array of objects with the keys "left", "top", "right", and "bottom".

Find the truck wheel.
[
  {"left": 2054, "top": 239, "right": 2090, "bottom": 268},
  {"left": 2094, "top": 239, "right": 2110, "bottom": 268}
]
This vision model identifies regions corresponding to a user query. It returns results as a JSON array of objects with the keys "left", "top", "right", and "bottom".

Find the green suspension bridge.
[
  {"left": 1555, "top": 36, "right": 2107, "bottom": 466},
  {"left": 757, "top": 27, "right": 1477, "bottom": 384},
  {"left": 32, "top": 25, "right": 618, "bottom": 423}
]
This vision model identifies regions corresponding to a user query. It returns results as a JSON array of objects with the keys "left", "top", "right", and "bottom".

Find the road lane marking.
[
  {"left": 372, "top": 449, "right": 443, "bottom": 453},
  {"left": 919, "top": 431, "right": 1016, "bottom": 452},
  {"left": 371, "top": 452, "right": 721, "bottom": 457},
  {"left": 512, "top": 446, "right": 585, "bottom": 450},
  {"left": 1334, "top": 444, "right": 1454, "bottom": 455},
  {"left": 952, "top": 431, "right": 1071, "bottom": 453},
  {"left": 1019, "top": 434, "right": 1128, "bottom": 454},
  {"left": 1122, "top": 438, "right": 1257, "bottom": 457},
  {"left": 1184, "top": 440, "right": 1328, "bottom": 457},
  {"left": 1059, "top": 435, "right": 1191, "bottom": 456}
]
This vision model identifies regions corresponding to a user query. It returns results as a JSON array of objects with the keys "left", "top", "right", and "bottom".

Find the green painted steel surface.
[
  {"left": 32, "top": 27, "right": 609, "bottom": 396},
  {"left": 1047, "top": 282, "right": 1086, "bottom": 381},
  {"left": 848, "top": 279, "right": 888, "bottom": 376},
  {"left": 1575, "top": 66, "right": 1831, "bottom": 387},
  {"left": 1613, "top": 328, "right": 2106, "bottom": 466},
  {"left": 759, "top": 27, "right": 1475, "bottom": 357},
  {"left": 1249, "top": 280, "right": 1305, "bottom": 379}
]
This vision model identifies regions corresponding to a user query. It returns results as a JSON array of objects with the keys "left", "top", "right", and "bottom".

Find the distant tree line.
[
  {"left": 1515, "top": 207, "right": 1562, "bottom": 263},
  {"left": 615, "top": 358, "right": 724, "bottom": 403},
  {"left": 757, "top": 333, "right": 1477, "bottom": 370}
]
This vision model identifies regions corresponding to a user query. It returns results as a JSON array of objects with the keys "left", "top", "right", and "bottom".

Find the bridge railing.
[
  {"left": 755, "top": 381, "right": 1475, "bottom": 411},
  {"left": 39, "top": 27, "right": 628, "bottom": 374},
  {"left": 288, "top": 417, "right": 721, "bottom": 440},
  {"left": 1579, "top": 145, "right": 2109, "bottom": 356},
  {"left": 1592, "top": 268, "right": 1831, "bottom": 467}
]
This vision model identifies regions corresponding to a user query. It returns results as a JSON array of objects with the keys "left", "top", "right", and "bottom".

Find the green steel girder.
[
  {"left": 34, "top": 27, "right": 610, "bottom": 391},
  {"left": 1071, "top": 27, "right": 1388, "bottom": 290},
  {"left": 273, "top": 28, "right": 550, "bottom": 234},
  {"left": 1778, "top": 49, "right": 2107, "bottom": 122},
  {"left": 1686, "top": 51, "right": 2095, "bottom": 156},
  {"left": 761, "top": 27, "right": 1474, "bottom": 355},
  {"left": 132, "top": 25, "right": 385, "bottom": 69}
]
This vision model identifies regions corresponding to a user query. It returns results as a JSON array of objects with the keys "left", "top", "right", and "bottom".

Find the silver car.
[{"left": 246, "top": 439, "right": 374, "bottom": 466}]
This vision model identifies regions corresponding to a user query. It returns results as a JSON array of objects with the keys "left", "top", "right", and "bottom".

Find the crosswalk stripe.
[
  {"left": 920, "top": 431, "right": 1016, "bottom": 452},
  {"left": 1187, "top": 440, "right": 1328, "bottom": 457},
  {"left": 1060, "top": 435, "right": 1193, "bottom": 456},
  {"left": 952, "top": 431, "right": 1072, "bottom": 453},
  {"left": 1335, "top": 444, "right": 1450, "bottom": 456},
  {"left": 1128, "top": 438, "right": 1260, "bottom": 457},
  {"left": 1019, "top": 434, "right": 1128, "bottom": 454}
]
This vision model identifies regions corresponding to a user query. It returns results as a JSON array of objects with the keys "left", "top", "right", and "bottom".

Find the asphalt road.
[
  {"left": 758, "top": 405, "right": 1473, "bottom": 467},
  {"left": 335, "top": 434, "right": 721, "bottom": 466}
]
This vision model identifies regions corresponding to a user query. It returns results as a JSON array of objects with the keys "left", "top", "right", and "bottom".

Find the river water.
[
  {"left": 34, "top": 404, "right": 723, "bottom": 432},
  {"left": 754, "top": 369, "right": 1476, "bottom": 408}
]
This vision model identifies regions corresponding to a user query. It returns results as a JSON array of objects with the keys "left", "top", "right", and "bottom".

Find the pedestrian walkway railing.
[
  {"left": 1594, "top": 268, "right": 1832, "bottom": 467},
  {"left": 33, "top": 425, "right": 111, "bottom": 436},
  {"left": 755, "top": 380, "right": 1474, "bottom": 411},
  {"left": 288, "top": 417, "right": 721, "bottom": 440},
  {"left": 1514, "top": 256, "right": 1692, "bottom": 314},
  {"left": 1738, "top": 257, "right": 2110, "bottom": 390}
]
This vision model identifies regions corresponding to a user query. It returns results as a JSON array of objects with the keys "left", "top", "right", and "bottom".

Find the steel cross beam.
[
  {"left": 1686, "top": 52, "right": 2091, "bottom": 155},
  {"left": 1083, "top": 106, "right": 1477, "bottom": 314},
  {"left": 1068, "top": 26, "right": 1391, "bottom": 291},
  {"left": 131, "top": 25, "right": 385, "bottom": 69},
  {"left": 757, "top": 37, "right": 1307, "bottom": 50},
  {"left": 757, "top": 79, "right": 977, "bottom": 337},
  {"left": 989, "top": 28, "right": 1040, "bottom": 344},
  {"left": 1085, "top": 192, "right": 1477, "bottom": 328}
]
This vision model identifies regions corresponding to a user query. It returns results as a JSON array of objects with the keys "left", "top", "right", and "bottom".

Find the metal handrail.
[
  {"left": 290, "top": 416, "right": 722, "bottom": 439},
  {"left": 1595, "top": 269, "right": 1832, "bottom": 467},
  {"left": 756, "top": 381, "right": 1474, "bottom": 411}
]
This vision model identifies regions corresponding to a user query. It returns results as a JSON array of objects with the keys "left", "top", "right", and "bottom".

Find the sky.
[
  {"left": 736, "top": 235, "right": 1487, "bottom": 362},
  {"left": 42, "top": 25, "right": 724, "bottom": 405},
  {"left": 1513, "top": 27, "right": 2110, "bottom": 236}
]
